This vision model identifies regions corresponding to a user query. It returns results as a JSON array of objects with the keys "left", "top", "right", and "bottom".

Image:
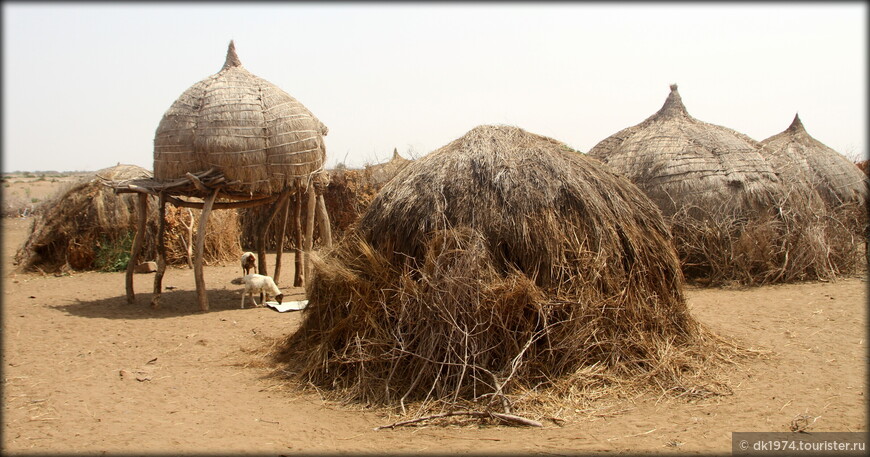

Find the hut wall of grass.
[
  {"left": 589, "top": 85, "right": 859, "bottom": 286},
  {"left": 14, "top": 165, "right": 242, "bottom": 273},
  {"left": 273, "top": 125, "right": 735, "bottom": 417}
]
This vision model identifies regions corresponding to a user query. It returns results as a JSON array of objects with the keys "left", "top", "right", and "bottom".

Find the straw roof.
[
  {"left": 589, "top": 84, "right": 787, "bottom": 217},
  {"left": 274, "top": 125, "right": 727, "bottom": 413},
  {"left": 760, "top": 114, "right": 869, "bottom": 208},
  {"left": 153, "top": 41, "right": 327, "bottom": 197},
  {"left": 587, "top": 85, "right": 856, "bottom": 285}
]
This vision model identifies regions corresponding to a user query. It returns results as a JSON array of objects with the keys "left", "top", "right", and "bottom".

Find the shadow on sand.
[{"left": 50, "top": 288, "right": 290, "bottom": 319}]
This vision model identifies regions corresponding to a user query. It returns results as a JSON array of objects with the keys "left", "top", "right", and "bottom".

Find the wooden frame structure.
[{"left": 107, "top": 168, "right": 331, "bottom": 311}]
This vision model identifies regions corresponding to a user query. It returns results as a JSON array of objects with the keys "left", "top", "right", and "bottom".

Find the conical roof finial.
[
  {"left": 787, "top": 112, "right": 806, "bottom": 133},
  {"left": 392, "top": 147, "right": 400, "bottom": 160},
  {"left": 222, "top": 40, "right": 242, "bottom": 71},
  {"left": 656, "top": 83, "right": 689, "bottom": 118}
]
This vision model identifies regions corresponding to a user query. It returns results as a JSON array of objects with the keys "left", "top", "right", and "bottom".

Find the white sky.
[{"left": 2, "top": 2, "right": 866, "bottom": 172}]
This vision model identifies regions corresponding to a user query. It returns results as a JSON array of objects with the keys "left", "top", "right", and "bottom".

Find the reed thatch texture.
[
  {"left": 760, "top": 114, "right": 869, "bottom": 209},
  {"left": 14, "top": 165, "right": 241, "bottom": 273},
  {"left": 588, "top": 85, "right": 854, "bottom": 285},
  {"left": 589, "top": 84, "right": 785, "bottom": 218},
  {"left": 274, "top": 125, "right": 732, "bottom": 416},
  {"left": 153, "top": 41, "right": 327, "bottom": 197}
]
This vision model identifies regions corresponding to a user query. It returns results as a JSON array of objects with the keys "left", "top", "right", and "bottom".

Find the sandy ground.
[{"left": 2, "top": 212, "right": 867, "bottom": 455}]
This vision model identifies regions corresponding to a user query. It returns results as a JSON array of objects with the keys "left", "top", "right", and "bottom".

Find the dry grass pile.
[
  {"left": 273, "top": 125, "right": 738, "bottom": 419},
  {"left": 589, "top": 85, "right": 860, "bottom": 286},
  {"left": 671, "top": 187, "right": 864, "bottom": 285},
  {"left": 153, "top": 41, "right": 327, "bottom": 197},
  {"left": 15, "top": 165, "right": 242, "bottom": 273}
]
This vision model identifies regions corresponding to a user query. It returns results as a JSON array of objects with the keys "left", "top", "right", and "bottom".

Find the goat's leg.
[{"left": 241, "top": 292, "right": 247, "bottom": 309}]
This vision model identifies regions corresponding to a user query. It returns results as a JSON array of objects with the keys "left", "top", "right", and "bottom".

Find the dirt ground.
[{"left": 2, "top": 213, "right": 867, "bottom": 455}]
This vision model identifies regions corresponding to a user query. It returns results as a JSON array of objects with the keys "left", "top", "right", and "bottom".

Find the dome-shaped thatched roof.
[
  {"left": 275, "top": 125, "right": 720, "bottom": 414},
  {"left": 760, "top": 113, "right": 869, "bottom": 208},
  {"left": 589, "top": 84, "right": 787, "bottom": 217},
  {"left": 153, "top": 41, "right": 327, "bottom": 197},
  {"left": 588, "top": 85, "right": 855, "bottom": 285}
]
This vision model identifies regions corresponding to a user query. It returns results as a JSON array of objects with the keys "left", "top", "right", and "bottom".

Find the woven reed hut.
[
  {"left": 111, "top": 41, "right": 331, "bottom": 310},
  {"left": 14, "top": 164, "right": 241, "bottom": 273},
  {"left": 589, "top": 84, "right": 849, "bottom": 285},
  {"left": 760, "top": 114, "right": 869, "bottom": 209},
  {"left": 274, "top": 125, "right": 727, "bottom": 416}
]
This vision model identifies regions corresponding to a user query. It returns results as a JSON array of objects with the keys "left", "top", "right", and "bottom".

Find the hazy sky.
[{"left": 2, "top": 2, "right": 866, "bottom": 172}]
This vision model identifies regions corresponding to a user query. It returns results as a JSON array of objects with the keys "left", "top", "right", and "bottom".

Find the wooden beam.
[
  {"left": 256, "top": 188, "right": 292, "bottom": 277},
  {"left": 304, "top": 180, "right": 316, "bottom": 284},
  {"left": 273, "top": 192, "right": 292, "bottom": 284},
  {"left": 316, "top": 193, "right": 333, "bottom": 249},
  {"left": 185, "top": 172, "right": 209, "bottom": 193},
  {"left": 151, "top": 192, "right": 167, "bottom": 309},
  {"left": 194, "top": 187, "right": 220, "bottom": 311},
  {"left": 125, "top": 193, "right": 149, "bottom": 305},
  {"left": 164, "top": 194, "right": 277, "bottom": 210},
  {"left": 293, "top": 187, "right": 304, "bottom": 287}
]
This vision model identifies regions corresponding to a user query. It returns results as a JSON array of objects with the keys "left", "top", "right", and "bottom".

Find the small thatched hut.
[
  {"left": 112, "top": 41, "right": 332, "bottom": 310},
  {"left": 14, "top": 164, "right": 241, "bottom": 273},
  {"left": 274, "top": 125, "right": 728, "bottom": 416},
  {"left": 589, "top": 84, "right": 854, "bottom": 285},
  {"left": 760, "top": 114, "right": 869, "bottom": 209}
]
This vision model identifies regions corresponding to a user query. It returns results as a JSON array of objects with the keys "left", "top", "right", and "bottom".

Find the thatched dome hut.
[
  {"left": 14, "top": 164, "right": 241, "bottom": 273},
  {"left": 153, "top": 41, "right": 328, "bottom": 197},
  {"left": 589, "top": 85, "right": 851, "bottom": 285},
  {"left": 274, "top": 125, "right": 724, "bottom": 415},
  {"left": 760, "top": 114, "right": 869, "bottom": 209},
  {"left": 589, "top": 84, "right": 786, "bottom": 218}
]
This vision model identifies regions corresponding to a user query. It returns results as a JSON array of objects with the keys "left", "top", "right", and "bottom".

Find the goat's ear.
[{"left": 275, "top": 293, "right": 284, "bottom": 304}]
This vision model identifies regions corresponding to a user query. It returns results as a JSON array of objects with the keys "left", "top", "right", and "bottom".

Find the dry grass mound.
[
  {"left": 589, "top": 85, "right": 859, "bottom": 286},
  {"left": 273, "top": 125, "right": 737, "bottom": 418},
  {"left": 15, "top": 165, "right": 242, "bottom": 273}
]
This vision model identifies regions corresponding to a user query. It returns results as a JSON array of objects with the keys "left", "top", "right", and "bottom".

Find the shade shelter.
[{"left": 111, "top": 41, "right": 332, "bottom": 310}]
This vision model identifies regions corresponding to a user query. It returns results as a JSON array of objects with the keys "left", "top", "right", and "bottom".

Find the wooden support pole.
[
  {"left": 273, "top": 192, "right": 292, "bottom": 284},
  {"left": 194, "top": 187, "right": 220, "bottom": 311},
  {"left": 257, "top": 188, "right": 290, "bottom": 275},
  {"left": 151, "top": 192, "right": 168, "bottom": 309},
  {"left": 125, "top": 193, "right": 148, "bottom": 305},
  {"left": 304, "top": 180, "right": 316, "bottom": 284},
  {"left": 316, "top": 193, "right": 333, "bottom": 249},
  {"left": 293, "top": 186, "right": 304, "bottom": 287},
  {"left": 256, "top": 188, "right": 292, "bottom": 277}
]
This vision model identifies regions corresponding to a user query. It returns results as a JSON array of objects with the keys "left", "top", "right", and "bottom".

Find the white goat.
[
  {"left": 240, "top": 274, "right": 283, "bottom": 309},
  {"left": 241, "top": 251, "right": 257, "bottom": 276}
]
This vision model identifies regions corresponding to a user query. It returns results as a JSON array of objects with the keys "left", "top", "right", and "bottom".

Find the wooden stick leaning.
[{"left": 375, "top": 411, "right": 543, "bottom": 430}]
